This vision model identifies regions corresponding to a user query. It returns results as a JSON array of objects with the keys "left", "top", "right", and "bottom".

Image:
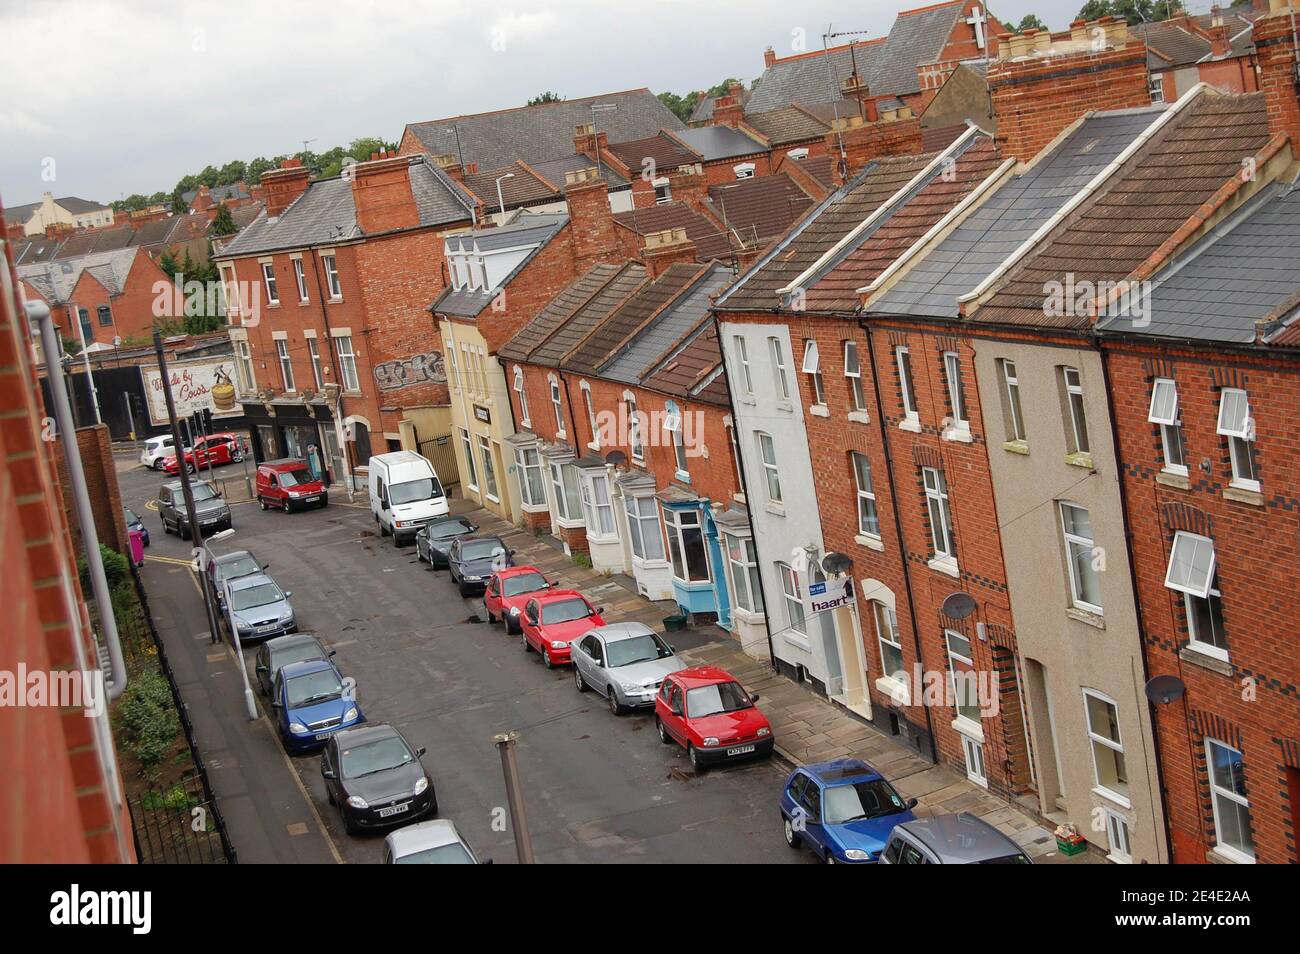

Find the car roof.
[
  {"left": 264, "top": 632, "right": 322, "bottom": 652},
  {"left": 531, "top": 588, "right": 586, "bottom": 603},
  {"left": 279, "top": 657, "right": 337, "bottom": 679},
  {"left": 200, "top": 432, "right": 237, "bottom": 440},
  {"left": 495, "top": 564, "right": 542, "bottom": 577},
  {"left": 229, "top": 572, "right": 277, "bottom": 591},
  {"left": 334, "top": 722, "right": 400, "bottom": 747},
  {"left": 386, "top": 818, "right": 464, "bottom": 855},
  {"left": 896, "top": 812, "right": 1025, "bottom": 862},
  {"left": 457, "top": 534, "right": 506, "bottom": 545},
  {"left": 589, "top": 621, "right": 656, "bottom": 641},
  {"left": 801, "top": 758, "right": 881, "bottom": 785},
  {"left": 214, "top": 549, "right": 253, "bottom": 564},
  {"left": 670, "top": 665, "right": 736, "bottom": 688},
  {"left": 259, "top": 458, "right": 309, "bottom": 470},
  {"left": 163, "top": 478, "right": 214, "bottom": 491}
]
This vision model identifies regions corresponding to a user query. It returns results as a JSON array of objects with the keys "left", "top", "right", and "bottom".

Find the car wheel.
[
  {"left": 393, "top": 531, "right": 402, "bottom": 548},
  {"left": 161, "top": 517, "right": 171, "bottom": 535},
  {"left": 505, "top": 615, "right": 519, "bottom": 635},
  {"left": 428, "top": 796, "right": 438, "bottom": 817},
  {"left": 688, "top": 745, "right": 704, "bottom": 773},
  {"left": 783, "top": 815, "right": 802, "bottom": 849},
  {"left": 259, "top": 497, "right": 268, "bottom": 511},
  {"left": 824, "top": 853, "right": 836, "bottom": 865},
  {"left": 343, "top": 813, "right": 359, "bottom": 837},
  {"left": 180, "top": 522, "right": 191, "bottom": 541},
  {"left": 152, "top": 459, "right": 164, "bottom": 471},
  {"left": 607, "top": 689, "right": 623, "bottom": 716},
  {"left": 656, "top": 718, "right": 672, "bottom": 745},
  {"left": 283, "top": 499, "right": 291, "bottom": 513},
  {"left": 485, "top": 605, "right": 495, "bottom": 623},
  {"left": 326, "top": 787, "right": 335, "bottom": 807},
  {"left": 540, "top": 647, "right": 553, "bottom": 669},
  {"left": 415, "top": 543, "right": 424, "bottom": 563},
  {"left": 458, "top": 581, "right": 470, "bottom": 598},
  {"left": 520, "top": 630, "right": 531, "bottom": 653},
  {"left": 574, "top": 667, "right": 587, "bottom": 693}
]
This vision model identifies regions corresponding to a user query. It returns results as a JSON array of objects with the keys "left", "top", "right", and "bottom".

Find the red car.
[
  {"left": 518, "top": 589, "right": 604, "bottom": 668},
  {"left": 484, "top": 566, "right": 551, "bottom": 634},
  {"left": 655, "top": 666, "right": 774, "bottom": 772},
  {"left": 163, "top": 432, "right": 243, "bottom": 475}
]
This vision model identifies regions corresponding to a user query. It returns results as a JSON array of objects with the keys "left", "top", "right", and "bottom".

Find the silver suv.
[{"left": 158, "top": 479, "right": 232, "bottom": 540}]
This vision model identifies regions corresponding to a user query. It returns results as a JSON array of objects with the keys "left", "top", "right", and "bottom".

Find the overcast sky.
[{"left": 4, "top": 0, "right": 1093, "bottom": 207}]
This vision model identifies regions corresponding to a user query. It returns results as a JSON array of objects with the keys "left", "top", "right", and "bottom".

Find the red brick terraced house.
[{"left": 213, "top": 154, "right": 479, "bottom": 490}]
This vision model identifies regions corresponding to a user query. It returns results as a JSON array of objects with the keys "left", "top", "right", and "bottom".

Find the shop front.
[{"left": 241, "top": 395, "right": 348, "bottom": 488}]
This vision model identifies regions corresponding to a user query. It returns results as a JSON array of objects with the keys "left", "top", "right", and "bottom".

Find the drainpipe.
[
  {"left": 28, "top": 299, "right": 128, "bottom": 700},
  {"left": 863, "top": 322, "right": 938, "bottom": 763},
  {"left": 1098, "top": 340, "right": 1173, "bottom": 864}
]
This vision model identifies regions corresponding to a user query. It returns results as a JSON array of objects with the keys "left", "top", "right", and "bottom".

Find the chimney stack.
[
  {"left": 641, "top": 228, "right": 698, "bottom": 277},
  {"left": 666, "top": 163, "right": 709, "bottom": 211},
  {"left": 352, "top": 154, "right": 420, "bottom": 233},
  {"left": 261, "top": 158, "right": 311, "bottom": 218},
  {"left": 1253, "top": 1, "right": 1300, "bottom": 147},
  {"left": 573, "top": 122, "right": 609, "bottom": 162},
  {"left": 764, "top": 46, "right": 777, "bottom": 67},
  {"left": 564, "top": 166, "right": 620, "bottom": 272},
  {"left": 712, "top": 92, "right": 744, "bottom": 127},
  {"left": 826, "top": 107, "right": 924, "bottom": 181}
]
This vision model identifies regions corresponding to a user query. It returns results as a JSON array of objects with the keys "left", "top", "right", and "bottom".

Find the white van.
[{"left": 368, "top": 451, "right": 449, "bottom": 545}]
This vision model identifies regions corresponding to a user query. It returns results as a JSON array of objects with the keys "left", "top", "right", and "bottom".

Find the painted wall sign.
[
  {"left": 140, "top": 358, "right": 241, "bottom": 426},
  {"left": 373, "top": 350, "right": 446, "bottom": 392}
]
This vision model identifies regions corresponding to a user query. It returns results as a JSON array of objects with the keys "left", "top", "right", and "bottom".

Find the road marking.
[{"left": 146, "top": 554, "right": 195, "bottom": 567}]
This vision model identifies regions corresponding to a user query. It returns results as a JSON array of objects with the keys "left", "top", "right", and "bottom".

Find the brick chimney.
[
  {"left": 261, "top": 158, "right": 311, "bottom": 218},
  {"left": 641, "top": 228, "right": 698, "bottom": 277},
  {"left": 573, "top": 122, "right": 609, "bottom": 162},
  {"left": 1253, "top": 0, "right": 1300, "bottom": 146},
  {"left": 826, "top": 107, "right": 924, "bottom": 182},
  {"left": 352, "top": 153, "right": 420, "bottom": 233},
  {"left": 564, "top": 166, "right": 619, "bottom": 272},
  {"left": 989, "top": 18, "right": 1150, "bottom": 162},
  {"left": 667, "top": 163, "right": 709, "bottom": 211},
  {"left": 713, "top": 92, "right": 745, "bottom": 127},
  {"left": 764, "top": 46, "right": 777, "bottom": 67}
]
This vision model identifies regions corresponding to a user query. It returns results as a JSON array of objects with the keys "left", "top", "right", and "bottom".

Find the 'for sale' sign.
[{"left": 807, "top": 577, "right": 854, "bottom": 615}]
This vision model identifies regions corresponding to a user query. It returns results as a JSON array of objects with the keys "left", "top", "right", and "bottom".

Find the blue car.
[
  {"left": 779, "top": 758, "right": 917, "bottom": 863},
  {"left": 271, "top": 658, "right": 364, "bottom": 752}
]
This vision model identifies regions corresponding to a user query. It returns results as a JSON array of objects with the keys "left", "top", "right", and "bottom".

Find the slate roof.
[
  {"left": 1095, "top": 179, "right": 1300, "bottom": 345},
  {"left": 974, "top": 91, "right": 1270, "bottom": 329},
  {"left": 607, "top": 134, "right": 697, "bottom": 173},
  {"left": 744, "top": 106, "right": 831, "bottom": 145},
  {"left": 498, "top": 262, "right": 627, "bottom": 364},
  {"left": 668, "top": 126, "right": 768, "bottom": 161},
  {"left": 716, "top": 153, "right": 936, "bottom": 313},
  {"left": 432, "top": 214, "right": 569, "bottom": 319},
  {"left": 689, "top": 86, "right": 752, "bottom": 124},
  {"left": 1131, "top": 20, "right": 1212, "bottom": 67},
  {"left": 217, "top": 157, "right": 473, "bottom": 258},
  {"left": 868, "top": 2, "right": 965, "bottom": 98},
  {"left": 706, "top": 172, "right": 815, "bottom": 247},
  {"left": 867, "top": 107, "right": 1165, "bottom": 321},
  {"left": 404, "top": 89, "right": 684, "bottom": 171},
  {"left": 17, "top": 247, "right": 142, "bottom": 303},
  {"left": 8, "top": 195, "right": 111, "bottom": 223},
  {"left": 527, "top": 263, "right": 649, "bottom": 367},
  {"left": 613, "top": 202, "right": 732, "bottom": 262},
  {"left": 600, "top": 265, "right": 733, "bottom": 383},
  {"left": 54, "top": 226, "right": 135, "bottom": 258},
  {"left": 641, "top": 319, "right": 729, "bottom": 406},
  {"left": 183, "top": 182, "right": 251, "bottom": 205}
]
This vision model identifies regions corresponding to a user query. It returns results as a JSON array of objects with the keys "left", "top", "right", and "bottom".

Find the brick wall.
[
  {"left": 54, "top": 424, "right": 129, "bottom": 558},
  {"left": 1254, "top": 4, "right": 1300, "bottom": 146}
]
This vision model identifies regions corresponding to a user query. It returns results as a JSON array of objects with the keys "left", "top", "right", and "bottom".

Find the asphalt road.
[{"left": 121, "top": 454, "right": 810, "bottom": 864}]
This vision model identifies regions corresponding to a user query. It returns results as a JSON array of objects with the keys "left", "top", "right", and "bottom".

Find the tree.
[
  {"left": 528, "top": 91, "right": 563, "bottom": 105},
  {"left": 210, "top": 202, "right": 237, "bottom": 236},
  {"left": 657, "top": 91, "right": 695, "bottom": 124},
  {"left": 1075, "top": 0, "right": 1182, "bottom": 22},
  {"left": 1015, "top": 14, "right": 1048, "bottom": 32}
]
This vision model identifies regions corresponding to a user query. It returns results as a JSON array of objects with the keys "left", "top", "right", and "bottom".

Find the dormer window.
[
  {"left": 786, "top": 148, "right": 809, "bottom": 161},
  {"left": 733, "top": 162, "right": 756, "bottom": 180}
]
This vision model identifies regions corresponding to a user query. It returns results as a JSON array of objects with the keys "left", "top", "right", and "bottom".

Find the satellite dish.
[
  {"left": 941, "top": 591, "right": 978, "bottom": 620},
  {"left": 604, "top": 450, "right": 627, "bottom": 467},
  {"left": 821, "top": 551, "right": 853, "bottom": 575},
  {"left": 1144, "top": 674, "right": 1186, "bottom": 705}
]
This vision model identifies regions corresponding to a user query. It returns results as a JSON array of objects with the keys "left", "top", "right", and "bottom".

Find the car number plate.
[
  {"left": 727, "top": 744, "right": 756, "bottom": 756},
  {"left": 305, "top": 496, "right": 319, "bottom": 503},
  {"left": 377, "top": 802, "right": 411, "bottom": 818},
  {"left": 314, "top": 732, "right": 333, "bottom": 741}
]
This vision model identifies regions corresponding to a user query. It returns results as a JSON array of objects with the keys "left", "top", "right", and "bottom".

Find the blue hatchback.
[
  {"left": 272, "top": 658, "right": 364, "bottom": 753},
  {"left": 779, "top": 758, "right": 917, "bottom": 863}
]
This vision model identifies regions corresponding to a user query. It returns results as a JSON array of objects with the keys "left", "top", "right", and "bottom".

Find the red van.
[{"left": 256, "top": 459, "right": 328, "bottom": 512}]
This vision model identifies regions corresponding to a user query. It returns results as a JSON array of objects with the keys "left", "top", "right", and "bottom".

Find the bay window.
[
  {"left": 664, "top": 508, "right": 710, "bottom": 583},
  {"left": 625, "top": 495, "right": 665, "bottom": 562},
  {"left": 725, "top": 535, "right": 763, "bottom": 614}
]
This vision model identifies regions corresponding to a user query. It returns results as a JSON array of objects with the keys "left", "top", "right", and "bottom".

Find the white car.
[
  {"left": 382, "top": 819, "right": 482, "bottom": 864},
  {"left": 140, "top": 434, "right": 177, "bottom": 470}
]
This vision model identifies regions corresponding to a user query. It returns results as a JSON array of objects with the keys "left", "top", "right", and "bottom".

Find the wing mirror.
[
  {"left": 750, "top": 692, "right": 760, "bottom": 702},
  {"left": 322, "top": 767, "right": 336, "bottom": 780},
  {"left": 905, "top": 797, "right": 919, "bottom": 810},
  {"left": 328, "top": 649, "right": 337, "bottom": 657},
  {"left": 284, "top": 591, "right": 293, "bottom": 598},
  {"left": 415, "top": 746, "right": 427, "bottom": 758}
]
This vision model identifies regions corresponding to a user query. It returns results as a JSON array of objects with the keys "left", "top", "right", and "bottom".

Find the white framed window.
[
  {"left": 580, "top": 471, "right": 616, "bottom": 537},
  {"left": 235, "top": 339, "right": 255, "bottom": 392},
  {"left": 1149, "top": 75, "right": 1165, "bottom": 103},
  {"left": 851, "top": 452, "right": 879, "bottom": 538},
  {"left": 307, "top": 336, "right": 324, "bottom": 390},
  {"left": 664, "top": 508, "right": 710, "bottom": 583},
  {"left": 1216, "top": 387, "right": 1257, "bottom": 490},
  {"left": 550, "top": 378, "right": 564, "bottom": 434},
  {"left": 725, "top": 535, "right": 763, "bottom": 613},
  {"left": 999, "top": 358, "right": 1026, "bottom": 443},
  {"left": 1105, "top": 810, "right": 1132, "bottom": 864},
  {"left": 801, "top": 339, "right": 825, "bottom": 405},
  {"left": 778, "top": 562, "right": 806, "bottom": 635},
  {"left": 844, "top": 340, "right": 866, "bottom": 412},
  {"left": 874, "top": 602, "right": 904, "bottom": 679},
  {"left": 262, "top": 262, "right": 279, "bottom": 305},
  {"left": 322, "top": 253, "right": 342, "bottom": 299},
  {"left": 625, "top": 495, "right": 665, "bottom": 562},
  {"left": 962, "top": 735, "right": 987, "bottom": 787},
  {"left": 756, "top": 431, "right": 781, "bottom": 503},
  {"left": 1062, "top": 366, "right": 1090, "bottom": 455},
  {"left": 895, "top": 346, "right": 918, "bottom": 422},
  {"left": 548, "top": 461, "right": 582, "bottom": 522},
  {"left": 447, "top": 347, "right": 460, "bottom": 391},
  {"left": 293, "top": 258, "right": 309, "bottom": 302},
  {"left": 1148, "top": 377, "right": 1186, "bottom": 474},
  {"left": 923, "top": 466, "right": 954, "bottom": 561},
  {"left": 515, "top": 446, "right": 545, "bottom": 506},
  {"left": 768, "top": 336, "right": 790, "bottom": 400},
  {"left": 477, "top": 434, "right": 498, "bottom": 501},
  {"left": 459, "top": 428, "right": 478, "bottom": 491},
  {"left": 276, "top": 338, "right": 295, "bottom": 391},
  {"left": 1164, "top": 530, "right": 1227, "bottom": 658},
  {"left": 627, "top": 396, "right": 644, "bottom": 460},
  {"left": 582, "top": 383, "right": 600, "bottom": 449},
  {"left": 1083, "top": 689, "right": 1128, "bottom": 804},
  {"left": 664, "top": 406, "right": 688, "bottom": 476},
  {"left": 1059, "top": 502, "right": 1102, "bottom": 613},
  {"left": 945, "top": 630, "right": 981, "bottom": 727},
  {"left": 513, "top": 366, "right": 530, "bottom": 426},
  {"left": 734, "top": 335, "right": 754, "bottom": 395},
  {"left": 653, "top": 177, "right": 671, "bottom": 204},
  {"left": 1206, "top": 739, "right": 1254, "bottom": 863},
  {"left": 333, "top": 335, "right": 360, "bottom": 391},
  {"left": 727, "top": 421, "right": 745, "bottom": 496},
  {"left": 733, "top": 162, "right": 756, "bottom": 179},
  {"left": 942, "top": 351, "right": 967, "bottom": 431}
]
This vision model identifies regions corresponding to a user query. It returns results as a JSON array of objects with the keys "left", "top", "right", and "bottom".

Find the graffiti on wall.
[{"left": 373, "top": 351, "right": 446, "bottom": 392}]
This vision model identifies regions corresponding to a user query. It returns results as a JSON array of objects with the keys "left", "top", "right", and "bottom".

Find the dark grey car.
[
  {"left": 158, "top": 479, "right": 232, "bottom": 539},
  {"left": 322, "top": 723, "right": 436, "bottom": 835},
  {"left": 447, "top": 535, "right": 514, "bottom": 597},
  {"left": 254, "top": 632, "right": 334, "bottom": 696},
  {"left": 878, "top": 812, "right": 1033, "bottom": 864},
  {"left": 414, "top": 516, "right": 478, "bottom": 568},
  {"left": 207, "top": 549, "right": 263, "bottom": 609}
]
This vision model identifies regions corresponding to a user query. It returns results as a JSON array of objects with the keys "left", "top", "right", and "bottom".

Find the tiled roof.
[
  {"left": 1131, "top": 20, "right": 1213, "bottom": 67},
  {"left": 530, "top": 153, "right": 630, "bottom": 189},
  {"left": 465, "top": 161, "right": 560, "bottom": 212},
  {"left": 562, "top": 262, "right": 704, "bottom": 373},
  {"left": 182, "top": 182, "right": 251, "bottom": 205},
  {"left": 706, "top": 172, "right": 815, "bottom": 247},
  {"left": 404, "top": 89, "right": 684, "bottom": 171},
  {"left": 613, "top": 202, "right": 733, "bottom": 262},
  {"left": 527, "top": 262, "right": 648, "bottom": 367},
  {"left": 975, "top": 91, "right": 1270, "bottom": 329},
  {"left": 743, "top": 106, "right": 831, "bottom": 145},
  {"left": 433, "top": 214, "right": 570, "bottom": 320},
  {"left": 498, "top": 262, "right": 628, "bottom": 364},
  {"left": 716, "top": 153, "right": 936, "bottom": 312},
  {"left": 641, "top": 319, "right": 729, "bottom": 406},
  {"left": 922, "top": 123, "right": 970, "bottom": 152},
  {"left": 17, "top": 247, "right": 142, "bottom": 303},
  {"left": 668, "top": 126, "right": 768, "bottom": 161},
  {"left": 1096, "top": 179, "right": 1300, "bottom": 345},
  {"left": 746, "top": 42, "right": 884, "bottom": 114},
  {"left": 800, "top": 155, "right": 836, "bottom": 189},
  {"left": 607, "top": 134, "right": 698, "bottom": 173},
  {"left": 53, "top": 226, "right": 135, "bottom": 258},
  {"left": 867, "top": 107, "right": 1165, "bottom": 321}
]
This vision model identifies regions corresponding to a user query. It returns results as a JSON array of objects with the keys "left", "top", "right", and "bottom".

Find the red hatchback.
[
  {"left": 518, "top": 590, "right": 604, "bottom": 668},
  {"left": 655, "top": 666, "right": 774, "bottom": 772},
  {"left": 163, "top": 432, "right": 243, "bottom": 475},
  {"left": 484, "top": 566, "right": 551, "bottom": 634}
]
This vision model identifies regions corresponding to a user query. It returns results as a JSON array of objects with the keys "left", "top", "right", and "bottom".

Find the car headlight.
[
  {"left": 702, "top": 737, "right": 720, "bottom": 747},
  {"left": 346, "top": 795, "right": 369, "bottom": 809},
  {"left": 509, "top": 606, "right": 521, "bottom": 616},
  {"left": 236, "top": 621, "right": 252, "bottom": 634},
  {"left": 844, "top": 849, "right": 870, "bottom": 862},
  {"left": 413, "top": 777, "right": 429, "bottom": 795},
  {"left": 756, "top": 726, "right": 771, "bottom": 737},
  {"left": 550, "top": 640, "right": 567, "bottom": 650},
  {"left": 343, "top": 707, "right": 358, "bottom": 722},
  {"left": 289, "top": 722, "right": 309, "bottom": 734},
  {"left": 279, "top": 610, "right": 293, "bottom": 622}
]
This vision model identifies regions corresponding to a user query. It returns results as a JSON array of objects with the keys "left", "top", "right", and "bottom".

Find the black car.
[
  {"left": 123, "top": 508, "right": 150, "bottom": 547},
  {"left": 414, "top": 516, "right": 478, "bottom": 569},
  {"left": 321, "top": 724, "right": 436, "bottom": 835},
  {"left": 254, "top": 632, "right": 334, "bottom": 697},
  {"left": 157, "top": 479, "right": 232, "bottom": 539},
  {"left": 447, "top": 535, "right": 514, "bottom": 597}
]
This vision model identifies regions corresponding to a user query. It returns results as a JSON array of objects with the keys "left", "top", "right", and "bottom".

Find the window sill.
[
  {"left": 1002, "top": 439, "right": 1029, "bottom": 456},
  {"left": 1091, "top": 786, "right": 1131, "bottom": 811},
  {"left": 732, "top": 492, "right": 747, "bottom": 505},
  {"left": 673, "top": 470, "right": 691, "bottom": 484},
  {"left": 730, "top": 606, "right": 765, "bottom": 626},
  {"left": 327, "top": 297, "right": 344, "bottom": 304},
  {"left": 927, "top": 556, "right": 959, "bottom": 578},
  {"left": 875, "top": 674, "right": 910, "bottom": 706},
  {"left": 266, "top": 302, "right": 281, "bottom": 309},
  {"left": 942, "top": 425, "right": 972, "bottom": 443},
  {"left": 854, "top": 533, "right": 884, "bottom": 552},
  {"left": 809, "top": 404, "right": 829, "bottom": 418},
  {"left": 951, "top": 716, "right": 984, "bottom": 743},
  {"left": 898, "top": 417, "right": 921, "bottom": 434},
  {"left": 520, "top": 502, "right": 549, "bottom": 514},
  {"left": 1155, "top": 470, "right": 1190, "bottom": 490},
  {"left": 764, "top": 501, "right": 786, "bottom": 518},
  {"left": 847, "top": 410, "right": 870, "bottom": 424},
  {"left": 775, "top": 399, "right": 793, "bottom": 413},
  {"left": 555, "top": 430, "right": 567, "bottom": 441},
  {"left": 739, "top": 396, "right": 756, "bottom": 406},
  {"left": 1065, "top": 606, "right": 1106, "bottom": 630},
  {"left": 1208, "top": 844, "right": 1255, "bottom": 865},
  {"left": 1179, "top": 643, "right": 1232, "bottom": 676},
  {"left": 782, "top": 631, "right": 812, "bottom": 653},
  {"left": 586, "top": 442, "right": 601, "bottom": 453},
  {"left": 631, "top": 556, "right": 669, "bottom": 570},
  {"left": 299, "top": 300, "right": 312, "bottom": 307},
  {"left": 552, "top": 516, "right": 585, "bottom": 531},
  {"left": 1223, "top": 484, "right": 1263, "bottom": 507},
  {"left": 483, "top": 493, "right": 500, "bottom": 504},
  {"left": 1065, "top": 451, "right": 1094, "bottom": 469}
]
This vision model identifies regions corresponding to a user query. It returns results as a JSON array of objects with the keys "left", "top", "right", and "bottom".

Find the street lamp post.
[{"left": 204, "top": 527, "right": 259, "bottom": 721}]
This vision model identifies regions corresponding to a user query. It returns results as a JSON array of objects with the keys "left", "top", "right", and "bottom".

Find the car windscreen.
[
  {"left": 190, "top": 484, "right": 218, "bottom": 502},
  {"left": 607, "top": 633, "right": 673, "bottom": 668},
  {"left": 285, "top": 669, "right": 343, "bottom": 707},
  {"left": 218, "top": 556, "right": 259, "bottom": 581},
  {"left": 389, "top": 477, "right": 442, "bottom": 505},
  {"left": 503, "top": 572, "right": 547, "bottom": 597},
  {"left": 979, "top": 853, "right": 1033, "bottom": 864},
  {"left": 340, "top": 737, "right": 414, "bottom": 779},
  {"left": 396, "top": 842, "right": 474, "bottom": 864},
  {"left": 540, "top": 598, "right": 593, "bottom": 625},
  {"left": 429, "top": 520, "right": 474, "bottom": 541},
  {"left": 823, "top": 780, "right": 909, "bottom": 825},
  {"left": 124, "top": 509, "right": 140, "bottom": 524},
  {"left": 460, "top": 539, "right": 505, "bottom": 561},
  {"left": 272, "top": 642, "right": 325, "bottom": 671},
  {"left": 278, "top": 469, "right": 312, "bottom": 487},
  {"left": 231, "top": 582, "right": 282, "bottom": 611},
  {"left": 686, "top": 681, "right": 753, "bottom": 718}
]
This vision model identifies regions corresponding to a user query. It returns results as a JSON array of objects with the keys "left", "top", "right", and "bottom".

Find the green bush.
[
  {"left": 78, "top": 543, "right": 131, "bottom": 594},
  {"left": 118, "top": 669, "right": 179, "bottom": 768}
]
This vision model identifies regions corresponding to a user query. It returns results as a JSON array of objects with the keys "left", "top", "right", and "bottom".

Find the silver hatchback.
[
  {"left": 571, "top": 622, "right": 685, "bottom": 714},
  {"left": 224, "top": 573, "right": 296, "bottom": 641}
]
